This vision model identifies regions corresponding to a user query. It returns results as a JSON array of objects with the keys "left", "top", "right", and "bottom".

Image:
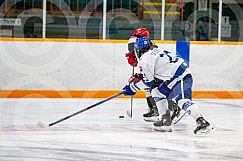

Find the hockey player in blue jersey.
[{"left": 123, "top": 36, "right": 213, "bottom": 135}]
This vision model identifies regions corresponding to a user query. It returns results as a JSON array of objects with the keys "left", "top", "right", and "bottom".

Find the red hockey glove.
[
  {"left": 128, "top": 73, "right": 143, "bottom": 84},
  {"left": 125, "top": 52, "right": 138, "bottom": 67}
]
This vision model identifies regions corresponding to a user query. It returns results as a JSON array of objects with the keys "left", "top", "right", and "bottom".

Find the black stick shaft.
[
  {"left": 49, "top": 92, "right": 124, "bottom": 127},
  {"left": 130, "top": 67, "right": 135, "bottom": 118}
]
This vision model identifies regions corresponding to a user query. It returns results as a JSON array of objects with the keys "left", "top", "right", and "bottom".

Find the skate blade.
[
  {"left": 154, "top": 126, "right": 172, "bottom": 132},
  {"left": 144, "top": 116, "right": 160, "bottom": 122},
  {"left": 195, "top": 125, "right": 214, "bottom": 136}
]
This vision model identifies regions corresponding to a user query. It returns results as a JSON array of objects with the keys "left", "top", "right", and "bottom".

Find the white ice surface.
[{"left": 0, "top": 98, "right": 243, "bottom": 161}]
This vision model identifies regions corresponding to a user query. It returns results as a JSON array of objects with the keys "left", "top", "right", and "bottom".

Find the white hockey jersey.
[{"left": 131, "top": 48, "right": 191, "bottom": 92}]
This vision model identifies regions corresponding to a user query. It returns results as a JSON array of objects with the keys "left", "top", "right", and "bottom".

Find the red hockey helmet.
[{"left": 132, "top": 27, "right": 150, "bottom": 38}]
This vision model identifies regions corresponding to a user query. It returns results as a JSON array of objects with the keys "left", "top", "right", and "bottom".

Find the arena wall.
[{"left": 0, "top": 38, "right": 243, "bottom": 98}]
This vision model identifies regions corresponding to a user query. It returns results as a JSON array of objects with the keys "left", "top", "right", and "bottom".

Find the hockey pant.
[{"left": 152, "top": 74, "right": 202, "bottom": 121}]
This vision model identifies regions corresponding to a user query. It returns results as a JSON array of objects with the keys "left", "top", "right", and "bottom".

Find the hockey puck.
[{"left": 119, "top": 115, "right": 125, "bottom": 118}]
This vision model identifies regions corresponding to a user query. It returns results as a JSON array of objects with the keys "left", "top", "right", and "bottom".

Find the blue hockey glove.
[{"left": 123, "top": 84, "right": 136, "bottom": 96}]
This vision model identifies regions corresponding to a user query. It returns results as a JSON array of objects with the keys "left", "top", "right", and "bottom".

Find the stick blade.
[
  {"left": 37, "top": 121, "right": 49, "bottom": 128},
  {"left": 126, "top": 110, "right": 132, "bottom": 118}
]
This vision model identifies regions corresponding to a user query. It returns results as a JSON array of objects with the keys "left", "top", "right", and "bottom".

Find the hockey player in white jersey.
[
  {"left": 125, "top": 27, "right": 180, "bottom": 122},
  {"left": 123, "top": 36, "right": 213, "bottom": 135}
]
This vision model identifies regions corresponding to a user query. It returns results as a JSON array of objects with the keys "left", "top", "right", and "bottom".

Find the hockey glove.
[
  {"left": 125, "top": 52, "right": 138, "bottom": 67},
  {"left": 123, "top": 84, "right": 136, "bottom": 96},
  {"left": 128, "top": 73, "right": 143, "bottom": 84}
]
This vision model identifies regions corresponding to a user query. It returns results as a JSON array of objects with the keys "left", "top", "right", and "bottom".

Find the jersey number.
[{"left": 160, "top": 50, "right": 178, "bottom": 63}]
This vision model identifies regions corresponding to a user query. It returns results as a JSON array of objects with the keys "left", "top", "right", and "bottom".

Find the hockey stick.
[
  {"left": 172, "top": 110, "right": 189, "bottom": 124},
  {"left": 126, "top": 67, "right": 135, "bottom": 118},
  {"left": 37, "top": 91, "right": 124, "bottom": 128}
]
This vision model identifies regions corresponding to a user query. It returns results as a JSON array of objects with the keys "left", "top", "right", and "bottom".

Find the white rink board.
[
  {"left": 0, "top": 98, "right": 243, "bottom": 161},
  {"left": 0, "top": 40, "right": 243, "bottom": 91},
  {"left": 190, "top": 44, "right": 243, "bottom": 91}
]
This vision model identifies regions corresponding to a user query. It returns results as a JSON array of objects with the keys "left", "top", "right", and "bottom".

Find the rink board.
[{"left": 0, "top": 38, "right": 243, "bottom": 93}]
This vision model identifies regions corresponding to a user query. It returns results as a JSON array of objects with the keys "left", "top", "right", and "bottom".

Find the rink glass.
[{"left": 0, "top": 0, "right": 242, "bottom": 41}]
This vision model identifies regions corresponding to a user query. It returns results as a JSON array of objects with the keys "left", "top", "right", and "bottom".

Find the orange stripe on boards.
[
  {"left": 0, "top": 38, "right": 129, "bottom": 43},
  {"left": 193, "top": 91, "right": 243, "bottom": 99},
  {"left": 0, "top": 90, "right": 145, "bottom": 98},
  {"left": 0, "top": 90, "right": 243, "bottom": 99},
  {"left": 1, "top": 37, "right": 243, "bottom": 45},
  {"left": 191, "top": 41, "right": 243, "bottom": 45},
  {"left": 0, "top": 37, "right": 175, "bottom": 44}
]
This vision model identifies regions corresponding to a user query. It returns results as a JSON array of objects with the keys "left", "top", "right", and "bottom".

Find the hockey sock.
[{"left": 178, "top": 99, "right": 202, "bottom": 121}]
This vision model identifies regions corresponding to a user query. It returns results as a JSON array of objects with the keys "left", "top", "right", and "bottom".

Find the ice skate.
[
  {"left": 143, "top": 109, "right": 160, "bottom": 122},
  {"left": 168, "top": 100, "right": 185, "bottom": 124},
  {"left": 170, "top": 102, "right": 181, "bottom": 121},
  {"left": 194, "top": 117, "right": 213, "bottom": 135},
  {"left": 154, "top": 110, "right": 172, "bottom": 132}
]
